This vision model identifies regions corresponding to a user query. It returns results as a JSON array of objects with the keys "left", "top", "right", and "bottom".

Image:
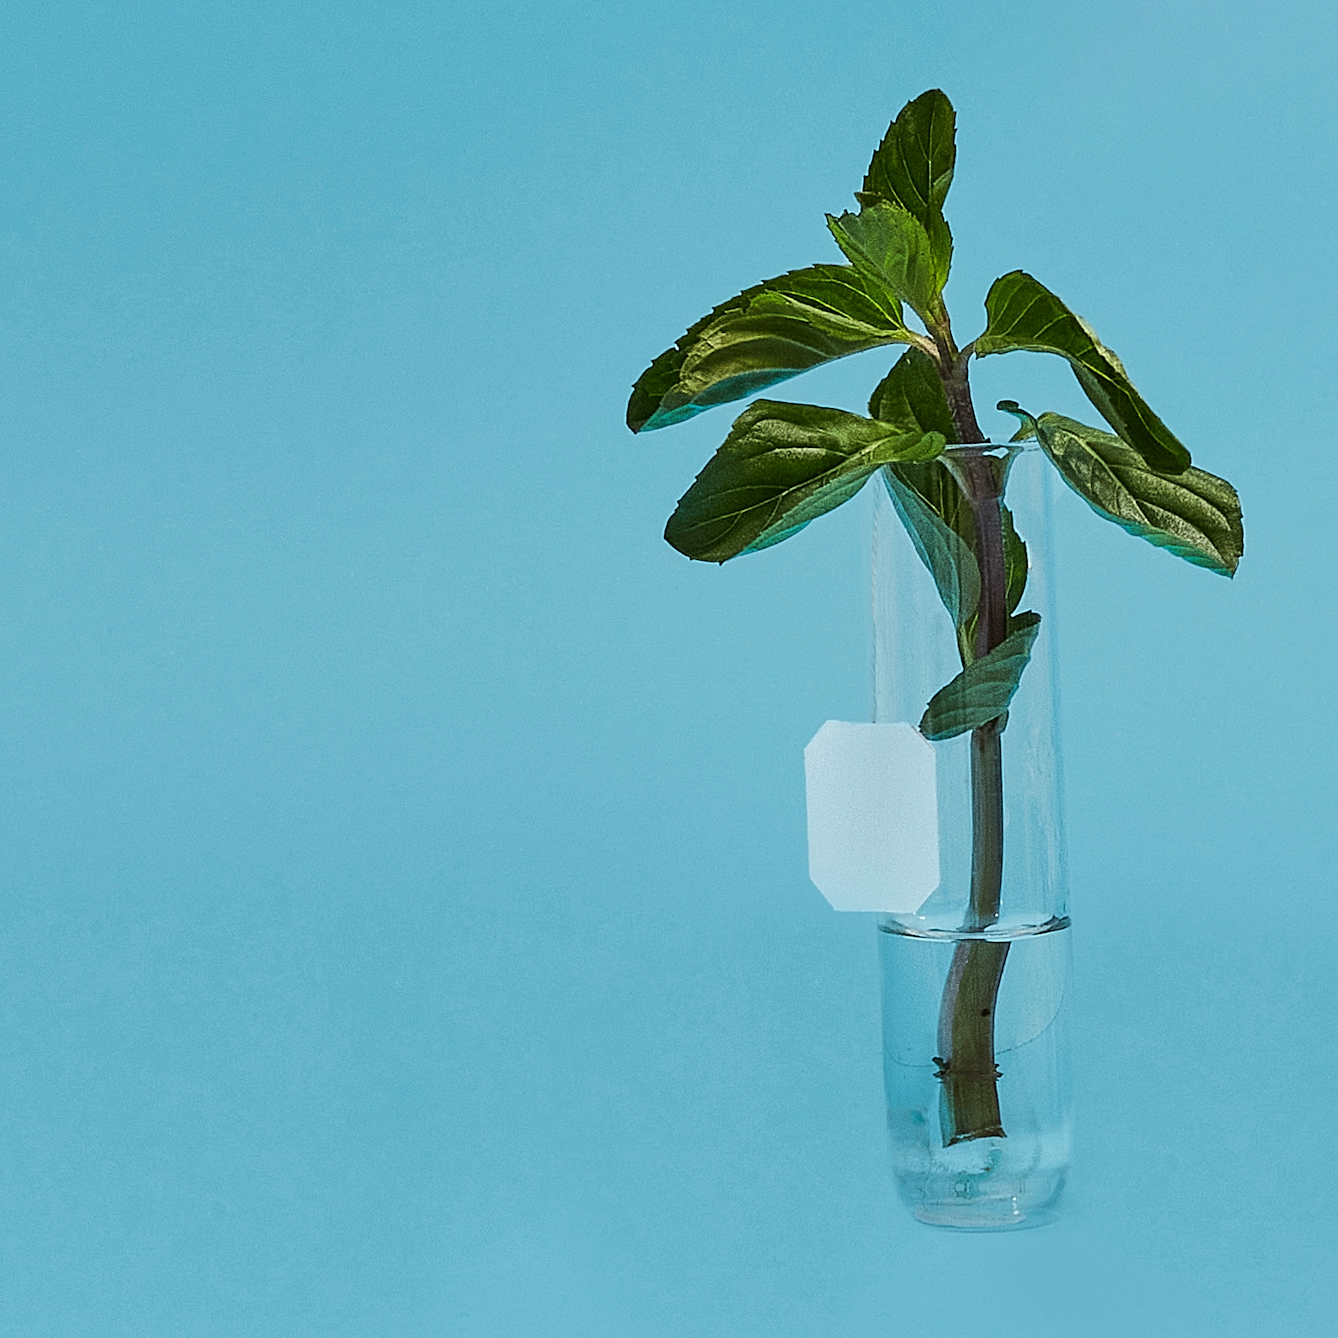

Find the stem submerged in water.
[
  {"left": 936, "top": 938, "right": 1009, "bottom": 1143},
  {"left": 935, "top": 722, "right": 1009, "bottom": 1143}
]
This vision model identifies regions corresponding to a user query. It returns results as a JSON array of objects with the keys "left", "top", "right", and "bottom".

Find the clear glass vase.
[{"left": 871, "top": 444, "right": 1071, "bottom": 1230}]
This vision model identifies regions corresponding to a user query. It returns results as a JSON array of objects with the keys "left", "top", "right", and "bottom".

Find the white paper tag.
[{"left": 804, "top": 721, "right": 940, "bottom": 912}]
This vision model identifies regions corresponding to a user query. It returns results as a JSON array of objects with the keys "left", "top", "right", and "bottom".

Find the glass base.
[
  {"left": 899, "top": 1151, "right": 1067, "bottom": 1230},
  {"left": 880, "top": 920, "right": 1072, "bottom": 1231},
  {"left": 914, "top": 1202, "right": 1061, "bottom": 1231}
]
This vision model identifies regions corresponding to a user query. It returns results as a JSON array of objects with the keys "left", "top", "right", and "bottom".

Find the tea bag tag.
[{"left": 804, "top": 721, "right": 939, "bottom": 912}]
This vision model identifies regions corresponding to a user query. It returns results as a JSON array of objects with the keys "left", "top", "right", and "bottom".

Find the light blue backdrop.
[{"left": 0, "top": 1, "right": 1332, "bottom": 1333}]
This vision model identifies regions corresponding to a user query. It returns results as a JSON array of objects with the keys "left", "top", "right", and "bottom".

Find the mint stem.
[{"left": 934, "top": 363, "right": 1012, "bottom": 1145}]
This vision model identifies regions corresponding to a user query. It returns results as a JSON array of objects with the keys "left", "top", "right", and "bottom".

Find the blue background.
[{"left": 0, "top": 1, "right": 1333, "bottom": 1332}]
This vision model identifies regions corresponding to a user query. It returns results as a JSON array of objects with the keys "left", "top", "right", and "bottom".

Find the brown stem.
[
  {"left": 942, "top": 354, "right": 987, "bottom": 446},
  {"left": 935, "top": 939, "right": 1009, "bottom": 1144},
  {"left": 932, "top": 356, "right": 1013, "bottom": 1144}
]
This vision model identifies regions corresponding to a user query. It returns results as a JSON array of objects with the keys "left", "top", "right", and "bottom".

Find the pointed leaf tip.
[{"left": 863, "top": 90, "right": 956, "bottom": 220}]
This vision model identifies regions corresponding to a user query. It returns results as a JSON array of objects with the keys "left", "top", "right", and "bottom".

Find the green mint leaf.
[
  {"left": 862, "top": 90, "right": 956, "bottom": 216},
  {"left": 628, "top": 265, "right": 911, "bottom": 433},
  {"left": 858, "top": 89, "right": 955, "bottom": 286},
  {"left": 665, "top": 401, "right": 944, "bottom": 563},
  {"left": 920, "top": 611, "right": 1042, "bottom": 740},
  {"left": 975, "top": 272, "right": 1191, "bottom": 474},
  {"left": 827, "top": 204, "right": 943, "bottom": 321},
  {"left": 884, "top": 447, "right": 1027, "bottom": 653},
  {"left": 1030, "top": 411, "right": 1243, "bottom": 577},
  {"left": 1002, "top": 505, "right": 1028, "bottom": 613},
  {"left": 881, "top": 462, "right": 979, "bottom": 628},
  {"left": 953, "top": 500, "right": 1027, "bottom": 665},
  {"left": 869, "top": 347, "right": 958, "bottom": 440}
]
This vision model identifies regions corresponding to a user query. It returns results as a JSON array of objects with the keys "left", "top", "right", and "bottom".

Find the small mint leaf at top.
[
  {"left": 975, "top": 272, "right": 1190, "bottom": 474},
  {"left": 1031, "top": 412, "right": 1243, "bottom": 576},
  {"left": 665, "top": 401, "right": 944, "bottom": 563},
  {"left": 628, "top": 265, "right": 912, "bottom": 433},
  {"left": 920, "top": 612, "right": 1041, "bottom": 740},
  {"left": 859, "top": 90, "right": 955, "bottom": 285},
  {"left": 827, "top": 204, "right": 942, "bottom": 322},
  {"left": 863, "top": 90, "right": 956, "bottom": 217}
]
